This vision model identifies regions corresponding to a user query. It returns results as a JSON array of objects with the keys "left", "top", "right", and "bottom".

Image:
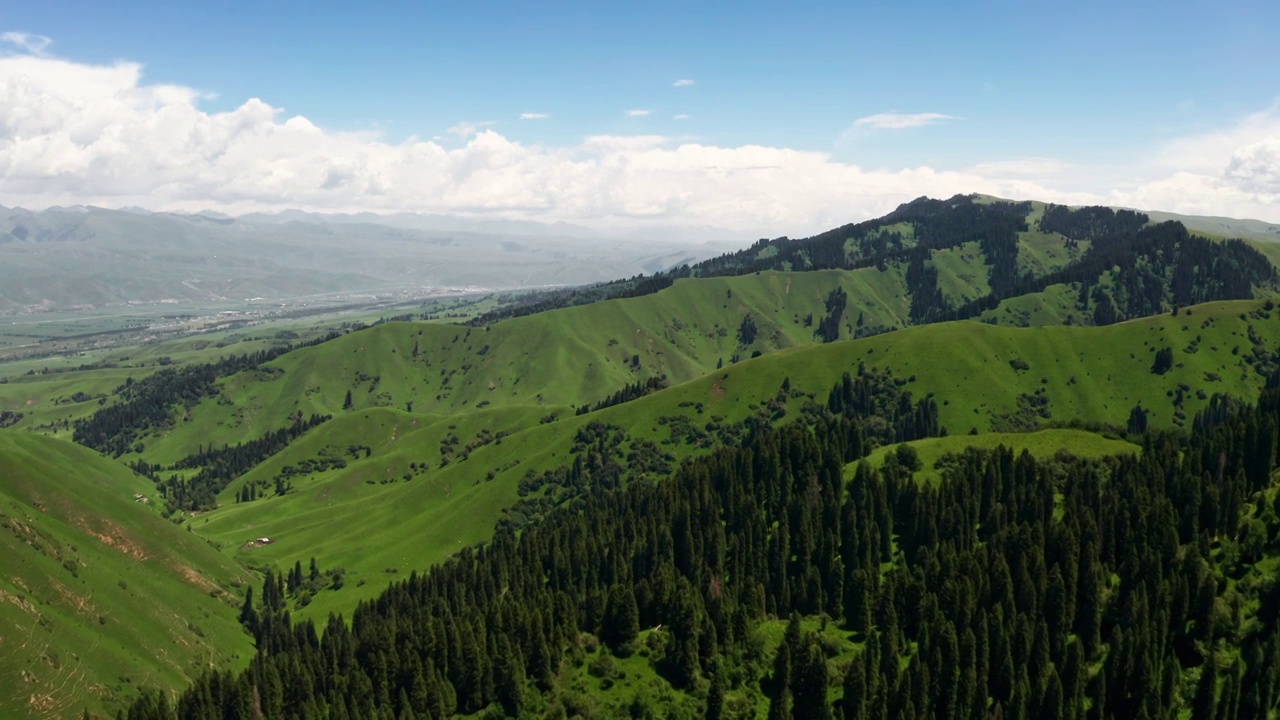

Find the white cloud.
[
  {"left": 1225, "top": 138, "right": 1280, "bottom": 193},
  {"left": 853, "top": 112, "right": 958, "bottom": 130},
  {"left": 519, "top": 112, "right": 548, "bottom": 120},
  {"left": 1, "top": 48, "right": 1279, "bottom": 234},
  {"left": 673, "top": 114, "right": 690, "bottom": 121},
  {"left": 0, "top": 31, "right": 52, "bottom": 56},
  {"left": 1154, "top": 102, "right": 1280, "bottom": 174},
  {"left": 673, "top": 79, "right": 695, "bottom": 87},
  {"left": 447, "top": 120, "right": 496, "bottom": 138},
  {"left": 626, "top": 109, "right": 651, "bottom": 117}
]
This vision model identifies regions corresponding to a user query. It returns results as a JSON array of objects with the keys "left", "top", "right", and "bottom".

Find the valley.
[{"left": 3, "top": 197, "right": 1280, "bottom": 718}]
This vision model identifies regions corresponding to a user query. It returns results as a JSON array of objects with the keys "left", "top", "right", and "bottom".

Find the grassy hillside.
[
  {"left": 855, "top": 429, "right": 1141, "bottom": 483},
  {"left": 0, "top": 432, "right": 254, "bottom": 719},
  {"left": 132, "top": 269, "right": 922, "bottom": 465},
  {"left": 2, "top": 199, "right": 1279, "bottom": 719},
  {"left": 165, "top": 299, "right": 1280, "bottom": 624},
  {"left": 124, "top": 228, "right": 1150, "bottom": 467}
]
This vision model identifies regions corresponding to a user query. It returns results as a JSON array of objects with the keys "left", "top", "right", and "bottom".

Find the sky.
[{"left": 1, "top": 0, "right": 1278, "bottom": 235}]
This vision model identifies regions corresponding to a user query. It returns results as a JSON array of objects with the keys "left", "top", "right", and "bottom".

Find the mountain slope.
[
  {"left": 122, "top": 269, "right": 915, "bottom": 466},
  {"left": 155, "top": 299, "right": 1280, "bottom": 622},
  {"left": 0, "top": 432, "right": 253, "bottom": 719},
  {"left": 476, "top": 196, "right": 1280, "bottom": 328}
]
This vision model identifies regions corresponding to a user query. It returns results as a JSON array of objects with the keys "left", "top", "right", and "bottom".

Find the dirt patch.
[
  {"left": 49, "top": 580, "right": 95, "bottom": 615},
  {"left": 28, "top": 692, "right": 55, "bottom": 713},
  {"left": 710, "top": 382, "right": 726, "bottom": 398},
  {"left": 175, "top": 564, "right": 217, "bottom": 592},
  {"left": 79, "top": 521, "right": 147, "bottom": 560},
  {"left": 0, "top": 589, "right": 38, "bottom": 616}
]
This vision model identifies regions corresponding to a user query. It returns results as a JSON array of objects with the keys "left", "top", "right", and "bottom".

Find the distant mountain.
[
  {"left": 234, "top": 209, "right": 604, "bottom": 239},
  {"left": 0, "top": 205, "right": 740, "bottom": 312},
  {"left": 1142, "top": 209, "right": 1280, "bottom": 243}
]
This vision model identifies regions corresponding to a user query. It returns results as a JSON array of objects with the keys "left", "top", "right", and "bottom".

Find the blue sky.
[{"left": 1, "top": 0, "right": 1279, "bottom": 231}]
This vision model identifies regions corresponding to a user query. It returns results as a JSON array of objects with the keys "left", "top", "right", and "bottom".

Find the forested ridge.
[
  {"left": 471, "top": 197, "right": 1277, "bottom": 328},
  {"left": 117, "top": 372, "right": 1280, "bottom": 719}
]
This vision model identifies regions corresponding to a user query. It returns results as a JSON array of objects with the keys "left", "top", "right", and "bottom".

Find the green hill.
[
  {"left": 856, "top": 428, "right": 1141, "bottom": 483},
  {"left": 0, "top": 432, "right": 253, "bottom": 719},
  {"left": 151, "top": 299, "right": 1280, "bottom": 623},
  {"left": 4, "top": 198, "right": 1280, "bottom": 719},
  {"left": 124, "top": 268, "right": 917, "bottom": 466}
]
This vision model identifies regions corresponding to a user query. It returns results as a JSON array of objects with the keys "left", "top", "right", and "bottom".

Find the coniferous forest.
[{"left": 118, "top": 374, "right": 1280, "bottom": 719}]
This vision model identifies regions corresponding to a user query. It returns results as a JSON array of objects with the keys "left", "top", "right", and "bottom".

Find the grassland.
[
  {"left": 153, "top": 298, "right": 1280, "bottom": 626},
  {"left": 854, "top": 429, "right": 1141, "bottom": 483},
  {"left": 126, "top": 269, "right": 923, "bottom": 466},
  {"left": 0, "top": 432, "right": 254, "bottom": 719}
]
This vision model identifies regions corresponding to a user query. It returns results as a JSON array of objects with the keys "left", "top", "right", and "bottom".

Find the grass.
[
  {"left": 930, "top": 242, "right": 992, "bottom": 305},
  {"left": 138, "top": 298, "right": 1280, "bottom": 629},
  {"left": 0, "top": 431, "right": 254, "bottom": 719},
  {"left": 131, "top": 268, "right": 924, "bottom": 466},
  {"left": 980, "top": 282, "right": 1087, "bottom": 327},
  {"left": 854, "top": 429, "right": 1141, "bottom": 484},
  {"left": 1015, "top": 231, "right": 1090, "bottom": 278}
]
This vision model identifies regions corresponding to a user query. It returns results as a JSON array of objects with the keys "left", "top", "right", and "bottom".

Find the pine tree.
[
  {"left": 602, "top": 584, "right": 640, "bottom": 655},
  {"left": 705, "top": 666, "right": 725, "bottom": 720},
  {"left": 792, "top": 638, "right": 831, "bottom": 719}
]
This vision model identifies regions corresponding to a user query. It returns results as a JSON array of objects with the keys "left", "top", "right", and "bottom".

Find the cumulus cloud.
[
  {"left": 0, "top": 31, "right": 52, "bottom": 56},
  {"left": 673, "top": 79, "right": 695, "bottom": 87},
  {"left": 1224, "top": 138, "right": 1280, "bottom": 193},
  {"left": 853, "top": 112, "right": 958, "bottom": 130},
  {"left": 519, "top": 112, "right": 548, "bottom": 120},
  {"left": 626, "top": 109, "right": 651, "bottom": 117},
  {"left": 1, "top": 48, "right": 1279, "bottom": 233},
  {"left": 1106, "top": 104, "right": 1280, "bottom": 216}
]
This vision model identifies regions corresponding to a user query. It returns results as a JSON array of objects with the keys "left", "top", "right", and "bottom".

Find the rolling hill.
[
  {"left": 0, "top": 432, "right": 254, "bottom": 719},
  {"left": 111, "top": 298, "right": 1280, "bottom": 624},
  {"left": 4, "top": 196, "right": 1280, "bottom": 717}
]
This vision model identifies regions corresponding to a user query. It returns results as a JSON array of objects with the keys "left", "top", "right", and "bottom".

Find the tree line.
[
  {"left": 129, "top": 413, "right": 332, "bottom": 512},
  {"left": 73, "top": 331, "right": 345, "bottom": 458},
  {"left": 118, "top": 365, "right": 1280, "bottom": 719}
]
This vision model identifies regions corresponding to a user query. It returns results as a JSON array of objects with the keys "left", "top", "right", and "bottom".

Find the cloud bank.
[{"left": 0, "top": 50, "right": 1278, "bottom": 234}]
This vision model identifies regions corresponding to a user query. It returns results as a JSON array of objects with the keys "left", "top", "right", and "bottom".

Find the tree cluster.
[
  {"left": 119, "top": 378, "right": 1280, "bottom": 719},
  {"left": 575, "top": 376, "right": 669, "bottom": 416},
  {"left": 73, "top": 331, "right": 343, "bottom": 457}
]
